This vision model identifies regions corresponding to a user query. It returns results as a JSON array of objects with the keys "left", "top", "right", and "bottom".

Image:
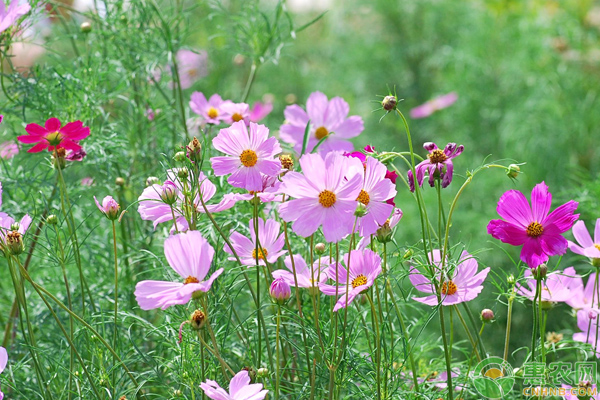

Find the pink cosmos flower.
[
  {"left": 65, "top": 148, "right": 86, "bottom": 162},
  {"left": 0, "top": 0, "right": 31, "bottom": 34},
  {"left": 569, "top": 219, "right": 600, "bottom": 260},
  {"left": 561, "top": 383, "right": 599, "bottom": 400},
  {"left": 17, "top": 117, "right": 90, "bottom": 153},
  {"left": 145, "top": 108, "right": 156, "bottom": 121},
  {"left": 228, "top": 175, "right": 282, "bottom": 204},
  {"left": 319, "top": 248, "right": 382, "bottom": 312},
  {"left": 81, "top": 177, "right": 94, "bottom": 186},
  {"left": 573, "top": 308, "right": 600, "bottom": 358},
  {"left": 224, "top": 218, "right": 286, "bottom": 267},
  {"left": 0, "top": 141, "right": 18, "bottom": 159},
  {"left": 279, "top": 152, "right": 363, "bottom": 243},
  {"left": 221, "top": 101, "right": 250, "bottom": 125},
  {"left": 249, "top": 101, "right": 273, "bottom": 122},
  {"left": 200, "top": 370, "right": 268, "bottom": 400},
  {"left": 272, "top": 254, "right": 330, "bottom": 293},
  {"left": 190, "top": 92, "right": 226, "bottom": 125},
  {"left": 94, "top": 195, "right": 120, "bottom": 220},
  {"left": 565, "top": 272, "right": 598, "bottom": 310},
  {"left": 172, "top": 49, "right": 207, "bottom": 90},
  {"left": 408, "top": 142, "right": 463, "bottom": 191},
  {"left": 138, "top": 170, "right": 235, "bottom": 231},
  {"left": 0, "top": 346, "right": 6, "bottom": 400},
  {"left": 0, "top": 182, "right": 32, "bottom": 244},
  {"left": 211, "top": 121, "right": 282, "bottom": 192},
  {"left": 270, "top": 277, "right": 291, "bottom": 302},
  {"left": 515, "top": 266, "right": 578, "bottom": 303},
  {"left": 134, "top": 230, "right": 223, "bottom": 310},
  {"left": 487, "top": 182, "right": 579, "bottom": 268},
  {"left": 409, "top": 250, "right": 490, "bottom": 306},
  {"left": 410, "top": 92, "right": 458, "bottom": 119},
  {"left": 279, "top": 91, "right": 364, "bottom": 154}
]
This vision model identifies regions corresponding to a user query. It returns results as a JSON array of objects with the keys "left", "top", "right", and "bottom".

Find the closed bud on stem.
[
  {"left": 507, "top": 164, "right": 521, "bottom": 179},
  {"left": 80, "top": 21, "right": 92, "bottom": 33},
  {"left": 6, "top": 231, "right": 24, "bottom": 255},
  {"left": 177, "top": 168, "right": 189, "bottom": 180},
  {"left": 354, "top": 203, "right": 368, "bottom": 217},
  {"left": 480, "top": 309, "right": 495, "bottom": 323},
  {"left": 146, "top": 176, "right": 160, "bottom": 186},
  {"left": 270, "top": 278, "right": 291, "bottom": 304},
  {"left": 592, "top": 257, "right": 600, "bottom": 268},
  {"left": 115, "top": 177, "right": 125, "bottom": 187},
  {"left": 533, "top": 264, "right": 547, "bottom": 280},
  {"left": 95, "top": 196, "right": 120, "bottom": 221},
  {"left": 507, "top": 274, "right": 515, "bottom": 285},
  {"left": 46, "top": 214, "right": 58, "bottom": 225},
  {"left": 279, "top": 154, "right": 294, "bottom": 170},
  {"left": 187, "top": 137, "right": 202, "bottom": 163},
  {"left": 52, "top": 148, "right": 66, "bottom": 169},
  {"left": 315, "top": 243, "right": 326, "bottom": 255},
  {"left": 174, "top": 151, "right": 187, "bottom": 162},
  {"left": 382, "top": 95, "right": 397, "bottom": 111},
  {"left": 189, "top": 309, "right": 206, "bottom": 330},
  {"left": 375, "top": 220, "right": 393, "bottom": 243},
  {"left": 160, "top": 181, "right": 179, "bottom": 205},
  {"left": 256, "top": 367, "right": 268, "bottom": 379}
]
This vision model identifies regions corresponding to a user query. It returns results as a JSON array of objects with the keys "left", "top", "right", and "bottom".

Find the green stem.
[
  {"left": 503, "top": 287, "right": 515, "bottom": 362},
  {"left": 111, "top": 220, "right": 120, "bottom": 394}
]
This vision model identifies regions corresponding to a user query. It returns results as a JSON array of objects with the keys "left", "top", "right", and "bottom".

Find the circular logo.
[{"left": 472, "top": 356, "right": 515, "bottom": 399}]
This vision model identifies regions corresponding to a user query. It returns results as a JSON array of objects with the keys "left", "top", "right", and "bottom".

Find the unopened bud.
[
  {"left": 279, "top": 154, "right": 294, "bottom": 170},
  {"left": 10, "top": 222, "right": 20, "bottom": 232},
  {"left": 47, "top": 214, "right": 58, "bottom": 225},
  {"left": 256, "top": 367, "right": 268, "bottom": 378},
  {"left": 541, "top": 301, "right": 555, "bottom": 310},
  {"left": 174, "top": 151, "right": 187, "bottom": 163},
  {"left": 315, "top": 243, "right": 326, "bottom": 255},
  {"left": 177, "top": 168, "right": 189, "bottom": 180},
  {"left": 160, "top": 181, "right": 179, "bottom": 205},
  {"left": 480, "top": 309, "right": 495, "bottom": 323},
  {"left": 354, "top": 203, "right": 368, "bottom": 217},
  {"left": 270, "top": 278, "right": 291, "bottom": 304},
  {"left": 507, "top": 274, "right": 515, "bottom": 285},
  {"left": 115, "top": 177, "right": 125, "bottom": 187},
  {"left": 118, "top": 396, "right": 127, "bottom": 400},
  {"left": 507, "top": 164, "right": 520, "bottom": 179},
  {"left": 6, "top": 231, "right": 24, "bottom": 255},
  {"left": 95, "top": 196, "right": 120, "bottom": 221},
  {"left": 382, "top": 95, "right": 397, "bottom": 111},
  {"left": 375, "top": 220, "right": 393, "bottom": 243},
  {"left": 189, "top": 310, "right": 206, "bottom": 330},
  {"left": 589, "top": 310, "right": 597, "bottom": 320},
  {"left": 593, "top": 257, "right": 600, "bottom": 268},
  {"left": 532, "top": 264, "right": 547, "bottom": 280},
  {"left": 146, "top": 176, "right": 160, "bottom": 186},
  {"left": 52, "top": 148, "right": 66, "bottom": 169},
  {"left": 80, "top": 22, "right": 92, "bottom": 33},
  {"left": 187, "top": 137, "right": 202, "bottom": 163}
]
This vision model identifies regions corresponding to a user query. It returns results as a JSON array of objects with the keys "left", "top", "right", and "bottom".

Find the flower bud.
[
  {"left": 187, "top": 137, "right": 202, "bottom": 163},
  {"left": 256, "top": 367, "right": 268, "bottom": 379},
  {"left": 160, "top": 181, "right": 179, "bottom": 205},
  {"left": 382, "top": 95, "right": 397, "bottom": 111},
  {"left": 480, "top": 309, "right": 495, "bottom": 323},
  {"left": 279, "top": 154, "right": 294, "bottom": 170},
  {"left": 507, "top": 274, "right": 515, "bottom": 285},
  {"left": 6, "top": 231, "right": 24, "bottom": 255},
  {"left": 354, "top": 203, "right": 368, "bottom": 217},
  {"left": 541, "top": 300, "right": 555, "bottom": 310},
  {"left": 189, "top": 309, "right": 206, "bottom": 330},
  {"left": 115, "top": 177, "right": 125, "bottom": 187},
  {"left": 10, "top": 222, "right": 20, "bottom": 232},
  {"left": 174, "top": 151, "right": 187, "bottom": 162},
  {"left": 46, "top": 214, "right": 58, "bottom": 225},
  {"left": 315, "top": 243, "right": 326, "bottom": 255},
  {"left": 146, "top": 176, "right": 160, "bottom": 186},
  {"left": 52, "top": 148, "right": 66, "bottom": 169},
  {"left": 589, "top": 310, "right": 597, "bottom": 320},
  {"left": 592, "top": 257, "right": 600, "bottom": 268},
  {"left": 270, "top": 278, "right": 291, "bottom": 304},
  {"left": 80, "top": 21, "right": 92, "bottom": 33},
  {"left": 375, "top": 220, "right": 393, "bottom": 243},
  {"left": 177, "top": 168, "right": 189, "bottom": 180},
  {"left": 532, "top": 264, "right": 547, "bottom": 280},
  {"left": 95, "top": 196, "right": 120, "bottom": 221},
  {"left": 506, "top": 164, "right": 520, "bottom": 179}
]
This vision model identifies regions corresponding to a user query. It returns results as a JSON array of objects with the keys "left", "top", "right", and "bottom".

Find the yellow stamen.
[
  {"left": 526, "top": 222, "right": 544, "bottom": 238},
  {"left": 207, "top": 107, "right": 219, "bottom": 119},
  {"left": 351, "top": 274, "right": 367, "bottom": 289},
  {"left": 315, "top": 126, "right": 329, "bottom": 140},
  {"left": 318, "top": 190, "right": 336, "bottom": 208},
  {"left": 184, "top": 276, "right": 200, "bottom": 284},
  {"left": 252, "top": 248, "right": 268, "bottom": 261},
  {"left": 428, "top": 149, "right": 448, "bottom": 164},
  {"left": 232, "top": 113, "right": 244, "bottom": 122},
  {"left": 356, "top": 190, "right": 370, "bottom": 206},
  {"left": 239, "top": 149, "right": 258, "bottom": 167},
  {"left": 441, "top": 280, "right": 457, "bottom": 295}
]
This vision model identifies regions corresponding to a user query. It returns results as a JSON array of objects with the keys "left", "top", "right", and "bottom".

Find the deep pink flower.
[
  {"left": 364, "top": 145, "right": 376, "bottom": 153},
  {"left": 211, "top": 121, "right": 282, "bottom": 192},
  {"left": 565, "top": 272, "right": 599, "bottom": 310},
  {"left": 0, "top": 115, "right": 3, "bottom": 124},
  {"left": 319, "top": 248, "right": 382, "bottom": 311},
  {"left": 272, "top": 254, "right": 330, "bottom": 293},
  {"left": 0, "top": 346, "right": 6, "bottom": 400},
  {"left": 134, "top": 231, "right": 223, "bottom": 310},
  {"left": 189, "top": 92, "right": 226, "bottom": 125},
  {"left": 410, "top": 92, "right": 458, "bottom": 119},
  {"left": 200, "top": 370, "right": 268, "bottom": 400},
  {"left": 249, "top": 101, "right": 273, "bottom": 122},
  {"left": 573, "top": 308, "right": 600, "bottom": 358},
  {"left": 279, "top": 91, "right": 364, "bottom": 154},
  {"left": 172, "top": 49, "right": 207, "bottom": 90},
  {"left": 516, "top": 266, "right": 577, "bottom": 302},
  {"left": 94, "top": 195, "right": 120, "bottom": 220},
  {"left": 408, "top": 142, "right": 463, "bottom": 191},
  {"left": 279, "top": 152, "right": 362, "bottom": 243},
  {"left": 569, "top": 219, "right": 600, "bottom": 259},
  {"left": 17, "top": 117, "right": 90, "bottom": 153},
  {"left": 269, "top": 277, "right": 291, "bottom": 302},
  {"left": 221, "top": 101, "right": 250, "bottom": 125},
  {"left": 0, "top": 1, "right": 30, "bottom": 34},
  {"left": 224, "top": 218, "right": 286, "bottom": 267},
  {"left": 65, "top": 148, "right": 86, "bottom": 162},
  {"left": 409, "top": 250, "right": 489, "bottom": 306},
  {"left": 0, "top": 141, "right": 18, "bottom": 159},
  {"left": 145, "top": 108, "right": 156, "bottom": 121},
  {"left": 487, "top": 182, "right": 579, "bottom": 268}
]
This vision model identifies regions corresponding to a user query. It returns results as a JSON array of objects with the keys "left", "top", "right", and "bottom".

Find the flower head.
[
  {"left": 279, "top": 152, "right": 363, "bottom": 243},
  {"left": 410, "top": 92, "right": 458, "bottom": 119},
  {"left": 408, "top": 142, "right": 463, "bottom": 191},
  {"left": 272, "top": 254, "right": 330, "bottom": 294},
  {"left": 0, "top": 141, "right": 18, "bottom": 159},
  {"left": 565, "top": 272, "right": 599, "bottom": 310},
  {"left": 200, "top": 370, "right": 268, "bottom": 400},
  {"left": 190, "top": 92, "right": 226, "bottom": 125},
  {"left": 573, "top": 308, "right": 600, "bottom": 358},
  {"left": 65, "top": 148, "right": 86, "bottom": 162},
  {"left": 515, "top": 266, "right": 577, "bottom": 303},
  {"left": 487, "top": 182, "right": 579, "bottom": 268},
  {"left": 211, "top": 121, "right": 282, "bottom": 192},
  {"left": 0, "top": 182, "right": 32, "bottom": 252},
  {"left": 134, "top": 231, "right": 223, "bottom": 310},
  {"left": 269, "top": 278, "right": 291, "bottom": 303},
  {"left": 0, "top": 0, "right": 31, "bottom": 34},
  {"left": 561, "top": 383, "right": 599, "bottom": 400},
  {"left": 224, "top": 218, "right": 286, "bottom": 267},
  {"left": 569, "top": 219, "right": 600, "bottom": 262},
  {"left": 221, "top": 101, "right": 250, "bottom": 125},
  {"left": 17, "top": 118, "right": 90, "bottom": 153},
  {"left": 173, "top": 49, "right": 207, "bottom": 90},
  {"left": 319, "top": 249, "right": 382, "bottom": 312},
  {"left": 94, "top": 195, "right": 120, "bottom": 220},
  {"left": 279, "top": 91, "right": 364, "bottom": 154}
]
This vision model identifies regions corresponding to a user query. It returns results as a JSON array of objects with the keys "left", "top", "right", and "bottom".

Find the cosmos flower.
[
  {"left": 409, "top": 250, "right": 490, "bottom": 306},
  {"left": 65, "top": 148, "right": 86, "bottom": 162},
  {"left": 0, "top": 0, "right": 31, "bottom": 34},
  {"left": 221, "top": 101, "right": 250, "bottom": 125},
  {"left": 224, "top": 218, "right": 286, "bottom": 267},
  {"left": 487, "top": 182, "right": 579, "bottom": 268},
  {"left": 565, "top": 272, "right": 599, "bottom": 310},
  {"left": 172, "top": 49, "right": 207, "bottom": 90},
  {"left": 17, "top": 118, "right": 90, "bottom": 153},
  {"left": 249, "top": 101, "right": 273, "bottom": 122},
  {"left": 0, "top": 182, "right": 32, "bottom": 244},
  {"left": 269, "top": 277, "right": 291, "bottom": 302},
  {"left": 410, "top": 92, "right": 458, "bottom": 119},
  {"left": 561, "top": 383, "right": 599, "bottom": 400},
  {"left": 94, "top": 195, "right": 120, "bottom": 220},
  {"left": 573, "top": 308, "right": 600, "bottom": 358},
  {"left": 319, "top": 248, "right": 382, "bottom": 312},
  {"left": 407, "top": 142, "right": 463, "bottom": 191},
  {"left": 0, "top": 346, "right": 6, "bottom": 400},
  {"left": 211, "top": 121, "right": 282, "bottom": 192},
  {"left": 568, "top": 219, "right": 600, "bottom": 260},
  {"left": 228, "top": 175, "right": 283, "bottom": 204},
  {"left": 516, "top": 266, "right": 578, "bottom": 303},
  {"left": 272, "top": 254, "right": 330, "bottom": 293},
  {"left": 279, "top": 152, "right": 362, "bottom": 243},
  {"left": 134, "top": 231, "right": 223, "bottom": 310},
  {"left": 0, "top": 142, "right": 18, "bottom": 159},
  {"left": 279, "top": 91, "right": 364, "bottom": 154},
  {"left": 190, "top": 92, "right": 226, "bottom": 125},
  {"left": 200, "top": 370, "right": 268, "bottom": 400},
  {"left": 81, "top": 177, "right": 94, "bottom": 186}
]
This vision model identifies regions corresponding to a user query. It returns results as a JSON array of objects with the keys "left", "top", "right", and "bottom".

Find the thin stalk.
[
  {"left": 366, "top": 294, "right": 381, "bottom": 400},
  {"left": 111, "top": 220, "right": 120, "bottom": 394},
  {"left": 439, "top": 306, "right": 454, "bottom": 400},
  {"left": 503, "top": 287, "right": 515, "bottom": 362},
  {"left": 531, "top": 278, "right": 541, "bottom": 361},
  {"left": 453, "top": 305, "right": 481, "bottom": 362},
  {"left": 275, "top": 305, "right": 281, "bottom": 400}
]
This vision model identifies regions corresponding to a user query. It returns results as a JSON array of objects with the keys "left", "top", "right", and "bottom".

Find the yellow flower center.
[
  {"left": 351, "top": 274, "right": 367, "bottom": 289},
  {"left": 356, "top": 189, "right": 370, "bottom": 205},
  {"left": 251, "top": 248, "right": 268, "bottom": 261},
  {"left": 46, "top": 131, "right": 63, "bottom": 146},
  {"left": 428, "top": 149, "right": 448, "bottom": 164},
  {"left": 207, "top": 107, "right": 219, "bottom": 119},
  {"left": 318, "top": 190, "right": 336, "bottom": 208},
  {"left": 315, "top": 126, "right": 329, "bottom": 140},
  {"left": 184, "top": 276, "right": 200, "bottom": 284},
  {"left": 441, "top": 280, "right": 457, "bottom": 295},
  {"left": 239, "top": 149, "right": 258, "bottom": 167},
  {"left": 595, "top": 244, "right": 600, "bottom": 252},
  {"left": 232, "top": 113, "right": 244, "bottom": 122},
  {"left": 188, "top": 68, "right": 198, "bottom": 77},
  {"left": 526, "top": 222, "right": 544, "bottom": 238}
]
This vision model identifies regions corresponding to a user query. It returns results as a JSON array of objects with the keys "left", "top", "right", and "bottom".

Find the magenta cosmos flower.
[
  {"left": 515, "top": 266, "right": 577, "bottom": 303},
  {"left": 409, "top": 250, "right": 490, "bottom": 306},
  {"left": 573, "top": 309, "right": 600, "bottom": 358},
  {"left": 0, "top": 346, "right": 6, "bottom": 399},
  {"left": 272, "top": 254, "right": 330, "bottom": 293},
  {"left": 279, "top": 152, "right": 363, "bottom": 243},
  {"left": 279, "top": 91, "right": 364, "bottom": 154},
  {"left": 569, "top": 219, "right": 600, "bottom": 260},
  {"left": 200, "top": 370, "right": 268, "bottom": 400},
  {"left": 211, "top": 121, "right": 282, "bottom": 192},
  {"left": 171, "top": 49, "right": 207, "bottom": 90},
  {"left": 0, "top": 141, "right": 18, "bottom": 159},
  {"left": 487, "top": 182, "right": 579, "bottom": 268},
  {"left": 17, "top": 117, "right": 90, "bottom": 153},
  {"left": 566, "top": 272, "right": 600, "bottom": 310},
  {"left": 190, "top": 92, "right": 226, "bottom": 125},
  {"left": 224, "top": 218, "right": 286, "bottom": 267},
  {"left": 410, "top": 92, "right": 458, "bottom": 119},
  {"left": 408, "top": 142, "right": 463, "bottom": 191},
  {"left": 319, "top": 248, "right": 382, "bottom": 312},
  {"left": 0, "top": 0, "right": 30, "bottom": 34},
  {"left": 135, "top": 231, "right": 223, "bottom": 310}
]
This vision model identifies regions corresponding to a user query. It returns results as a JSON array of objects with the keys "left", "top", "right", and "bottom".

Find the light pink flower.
[
  {"left": 221, "top": 101, "right": 250, "bottom": 125},
  {"left": 279, "top": 152, "right": 362, "bottom": 243},
  {"left": 272, "top": 254, "right": 330, "bottom": 292},
  {"left": 0, "top": 346, "right": 7, "bottom": 400},
  {"left": 0, "top": 141, "right": 18, "bottom": 159},
  {"left": 17, "top": 117, "right": 90, "bottom": 153},
  {"left": 573, "top": 308, "right": 600, "bottom": 358},
  {"left": 569, "top": 219, "right": 600, "bottom": 259},
  {"left": 279, "top": 91, "right": 364, "bottom": 154},
  {"left": 134, "top": 231, "right": 223, "bottom": 310},
  {"left": 0, "top": 182, "right": 32, "bottom": 245},
  {"left": 515, "top": 266, "right": 578, "bottom": 303},
  {"left": 320, "top": 249, "right": 382, "bottom": 312},
  {"left": 224, "top": 218, "right": 286, "bottom": 267},
  {"left": 270, "top": 277, "right": 291, "bottom": 302},
  {"left": 211, "top": 121, "right": 282, "bottom": 192},
  {"left": 249, "top": 101, "right": 273, "bottom": 122},
  {"left": 81, "top": 177, "right": 94, "bottom": 186},
  {"left": 565, "top": 272, "right": 600, "bottom": 310},
  {"left": 228, "top": 175, "right": 283, "bottom": 204},
  {"left": 0, "top": 0, "right": 31, "bottom": 34},
  {"left": 561, "top": 383, "right": 599, "bottom": 400},
  {"left": 94, "top": 195, "right": 120, "bottom": 220},
  {"left": 190, "top": 92, "right": 226, "bottom": 125},
  {"left": 409, "top": 250, "right": 490, "bottom": 306},
  {"left": 172, "top": 49, "right": 207, "bottom": 90},
  {"left": 410, "top": 92, "right": 458, "bottom": 119},
  {"left": 200, "top": 370, "right": 268, "bottom": 400}
]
